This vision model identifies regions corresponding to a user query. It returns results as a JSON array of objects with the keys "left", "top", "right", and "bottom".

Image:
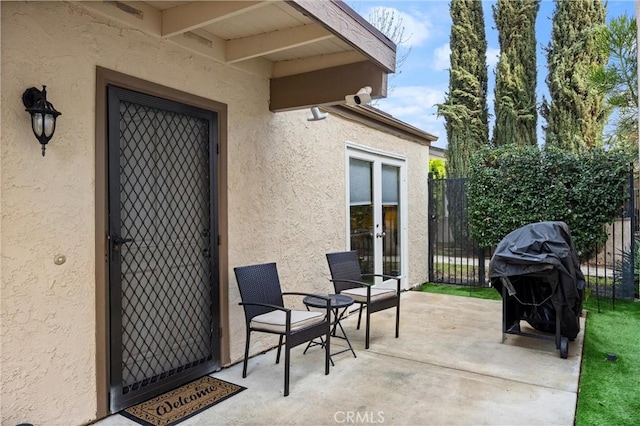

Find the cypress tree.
[
  {"left": 436, "top": 0, "right": 488, "bottom": 251},
  {"left": 492, "top": 0, "right": 540, "bottom": 147},
  {"left": 542, "top": 0, "right": 607, "bottom": 152},
  {"left": 437, "top": 0, "right": 488, "bottom": 178}
]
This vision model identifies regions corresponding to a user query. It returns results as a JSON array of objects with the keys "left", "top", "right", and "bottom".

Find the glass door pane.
[
  {"left": 349, "top": 158, "right": 374, "bottom": 275},
  {"left": 382, "top": 164, "right": 400, "bottom": 277}
]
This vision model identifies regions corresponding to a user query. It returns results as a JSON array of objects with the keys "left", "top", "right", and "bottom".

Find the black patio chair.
[
  {"left": 234, "top": 262, "right": 331, "bottom": 396},
  {"left": 325, "top": 251, "right": 401, "bottom": 349}
]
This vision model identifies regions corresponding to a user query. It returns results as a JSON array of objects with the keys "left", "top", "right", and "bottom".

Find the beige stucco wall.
[
  {"left": 1, "top": 2, "right": 429, "bottom": 425},
  {"left": 227, "top": 107, "right": 431, "bottom": 363}
]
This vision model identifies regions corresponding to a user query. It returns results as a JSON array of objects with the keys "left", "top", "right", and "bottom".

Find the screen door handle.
[{"left": 110, "top": 236, "right": 134, "bottom": 245}]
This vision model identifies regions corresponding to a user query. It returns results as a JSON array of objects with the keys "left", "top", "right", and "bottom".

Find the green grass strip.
[
  {"left": 576, "top": 297, "right": 640, "bottom": 425},
  {"left": 417, "top": 283, "right": 640, "bottom": 424},
  {"left": 417, "top": 283, "right": 501, "bottom": 300}
]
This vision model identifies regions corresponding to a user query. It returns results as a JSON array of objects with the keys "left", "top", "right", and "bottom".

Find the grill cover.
[{"left": 489, "top": 221, "right": 585, "bottom": 339}]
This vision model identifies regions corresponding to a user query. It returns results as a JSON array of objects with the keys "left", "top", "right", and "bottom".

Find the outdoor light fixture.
[
  {"left": 307, "top": 106, "right": 328, "bottom": 121},
  {"left": 22, "top": 85, "right": 61, "bottom": 156}
]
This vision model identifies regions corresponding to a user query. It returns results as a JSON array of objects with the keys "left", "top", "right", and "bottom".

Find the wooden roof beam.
[
  {"left": 226, "top": 24, "right": 334, "bottom": 64},
  {"left": 161, "top": 1, "right": 269, "bottom": 38}
]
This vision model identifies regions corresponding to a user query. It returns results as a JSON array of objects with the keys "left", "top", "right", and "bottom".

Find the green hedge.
[{"left": 468, "top": 145, "right": 630, "bottom": 259}]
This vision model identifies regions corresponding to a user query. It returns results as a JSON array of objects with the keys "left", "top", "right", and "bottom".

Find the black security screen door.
[{"left": 107, "top": 86, "right": 219, "bottom": 412}]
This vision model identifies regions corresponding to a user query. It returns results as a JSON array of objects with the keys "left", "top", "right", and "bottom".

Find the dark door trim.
[{"left": 95, "top": 67, "right": 229, "bottom": 418}]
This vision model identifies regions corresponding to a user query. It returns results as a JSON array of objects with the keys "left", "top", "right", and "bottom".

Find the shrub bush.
[{"left": 468, "top": 144, "right": 630, "bottom": 259}]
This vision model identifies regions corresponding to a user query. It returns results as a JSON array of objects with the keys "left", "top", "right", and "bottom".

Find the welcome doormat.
[{"left": 121, "top": 376, "right": 246, "bottom": 426}]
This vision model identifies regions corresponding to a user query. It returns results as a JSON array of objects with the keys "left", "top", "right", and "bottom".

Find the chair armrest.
[
  {"left": 362, "top": 273, "right": 400, "bottom": 281},
  {"left": 282, "top": 292, "right": 331, "bottom": 301},
  {"left": 329, "top": 278, "right": 376, "bottom": 303},
  {"left": 329, "top": 278, "right": 373, "bottom": 287},
  {"left": 239, "top": 302, "right": 290, "bottom": 313},
  {"left": 361, "top": 274, "right": 402, "bottom": 292}
]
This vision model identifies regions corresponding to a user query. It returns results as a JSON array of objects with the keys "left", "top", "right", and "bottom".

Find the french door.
[{"left": 347, "top": 146, "right": 407, "bottom": 289}]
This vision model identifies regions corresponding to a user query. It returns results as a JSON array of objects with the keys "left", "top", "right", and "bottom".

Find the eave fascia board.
[
  {"left": 326, "top": 105, "right": 438, "bottom": 146},
  {"left": 286, "top": 0, "right": 396, "bottom": 73}
]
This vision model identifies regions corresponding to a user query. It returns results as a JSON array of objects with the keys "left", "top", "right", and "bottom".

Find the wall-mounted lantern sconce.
[{"left": 22, "top": 85, "right": 61, "bottom": 156}]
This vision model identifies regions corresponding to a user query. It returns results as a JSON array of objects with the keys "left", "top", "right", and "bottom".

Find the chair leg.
[
  {"left": 356, "top": 304, "right": 363, "bottom": 330},
  {"left": 284, "top": 342, "right": 290, "bottom": 397},
  {"left": 276, "top": 335, "right": 284, "bottom": 364},
  {"left": 325, "top": 321, "right": 331, "bottom": 375},
  {"left": 395, "top": 300, "right": 400, "bottom": 338},
  {"left": 242, "top": 329, "right": 251, "bottom": 378},
  {"left": 365, "top": 306, "right": 371, "bottom": 349}
]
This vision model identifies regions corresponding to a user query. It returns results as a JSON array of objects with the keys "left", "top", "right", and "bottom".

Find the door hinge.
[
  {"left": 218, "top": 235, "right": 221, "bottom": 246},
  {"left": 216, "top": 144, "right": 219, "bottom": 155},
  {"left": 218, "top": 326, "right": 223, "bottom": 339}
]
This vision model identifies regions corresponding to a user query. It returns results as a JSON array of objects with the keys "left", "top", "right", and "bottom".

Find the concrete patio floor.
[{"left": 95, "top": 291, "right": 585, "bottom": 426}]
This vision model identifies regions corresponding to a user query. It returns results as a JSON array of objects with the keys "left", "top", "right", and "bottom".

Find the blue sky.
[{"left": 346, "top": 0, "right": 637, "bottom": 148}]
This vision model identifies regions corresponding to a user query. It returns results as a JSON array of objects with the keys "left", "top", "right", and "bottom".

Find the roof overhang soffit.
[{"left": 80, "top": 1, "right": 396, "bottom": 111}]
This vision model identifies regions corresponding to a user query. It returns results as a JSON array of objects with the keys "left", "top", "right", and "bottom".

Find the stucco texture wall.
[
  {"left": 1, "top": 2, "right": 429, "bottom": 425},
  {"left": 226, "top": 108, "right": 430, "bottom": 364},
  {"left": 1, "top": 2, "right": 267, "bottom": 424}
]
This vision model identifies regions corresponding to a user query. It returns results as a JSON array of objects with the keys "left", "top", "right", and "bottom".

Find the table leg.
[
  {"left": 303, "top": 302, "right": 356, "bottom": 364},
  {"left": 331, "top": 306, "right": 357, "bottom": 360}
]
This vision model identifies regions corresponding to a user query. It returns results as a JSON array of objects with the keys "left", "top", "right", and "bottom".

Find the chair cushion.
[
  {"left": 341, "top": 287, "right": 396, "bottom": 303},
  {"left": 251, "top": 310, "right": 325, "bottom": 333}
]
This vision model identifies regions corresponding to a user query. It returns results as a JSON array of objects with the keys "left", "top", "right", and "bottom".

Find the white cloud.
[
  {"left": 486, "top": 47, "right": 500, "bottom": 70},
  {"left": 432, "top": 43, "right": 451, "bottom": 71},
  {"left": 365, "top": 6, "right": 432, "bottom": 47},
  {"left": 375, "top": 85, "right": 447, "bottom": 143},
  {"left": 398, "top": 11, "right": 431, "bottom": 47},
  {"left": 381, "top": 86, "right": 445, "bottom": 114}
]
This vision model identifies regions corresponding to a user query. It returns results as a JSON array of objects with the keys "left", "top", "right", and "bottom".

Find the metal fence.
[{"left": 428, "top": 172, "right": 638, "bottom": 302}]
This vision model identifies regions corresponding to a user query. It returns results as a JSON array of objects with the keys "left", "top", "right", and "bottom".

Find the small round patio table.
[{"left": 302, "top": 293, "right": 357, "bottom": 365}]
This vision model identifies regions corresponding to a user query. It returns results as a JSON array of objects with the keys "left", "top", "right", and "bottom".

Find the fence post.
[
  {"left": 478, "top": 247, "right": 486, "bottom": 287},
  {"left": 428, "top": 173, "right": 435, "bottom": 283},
  {"left": 623, "top": 167, "right": 636, "bottom": 299}
]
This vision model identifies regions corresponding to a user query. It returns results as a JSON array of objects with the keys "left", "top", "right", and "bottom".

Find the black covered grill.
[{"left": 489, "top": 221, "right": 585, "bottom": 358}]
